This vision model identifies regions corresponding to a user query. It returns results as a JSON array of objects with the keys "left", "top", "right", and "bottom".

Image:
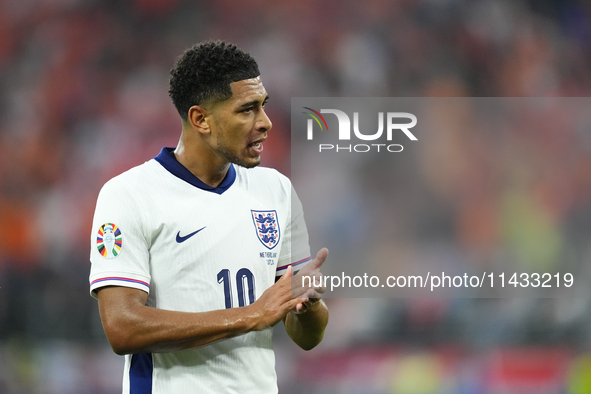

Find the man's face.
[{"left": 205, "top": 76, "right": 272, "bottom": 168}]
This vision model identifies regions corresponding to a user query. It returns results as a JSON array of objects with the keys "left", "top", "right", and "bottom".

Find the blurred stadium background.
[{"left": 1, "top": 0, "right": 591, "bottom": 393}]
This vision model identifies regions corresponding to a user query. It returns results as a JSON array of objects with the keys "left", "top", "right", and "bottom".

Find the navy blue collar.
[{"left": 154, "top": 147, "right": 236, "bottom": 195}]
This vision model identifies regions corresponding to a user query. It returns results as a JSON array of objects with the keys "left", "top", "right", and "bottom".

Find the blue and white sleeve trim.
[
  {"left": 89, "top": 272, "right": 151, "bottom": 298},
  {"left": 275, "top": 256, "right": 312, "bottom": 277}
]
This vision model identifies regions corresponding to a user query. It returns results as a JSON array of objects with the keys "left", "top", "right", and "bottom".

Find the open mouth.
[{"left": 248, "top": 140, "right": 264, "bottom": 155}]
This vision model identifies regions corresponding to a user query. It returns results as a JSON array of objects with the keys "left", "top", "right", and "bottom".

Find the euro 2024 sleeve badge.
[
  {"left": 251, "top": 210, "right": 280, "bottom": 249},
  {"left": 97, "top": 223, "right": 122, "bottom": 258}
]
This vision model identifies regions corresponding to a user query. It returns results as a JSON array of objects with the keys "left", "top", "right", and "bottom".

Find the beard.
[{"left": 217, "top": 144, "right": 261, "bottom": 169}]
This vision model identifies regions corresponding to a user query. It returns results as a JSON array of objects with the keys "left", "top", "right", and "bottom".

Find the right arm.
[{"left": 97, "top": 266, "right": 307, "bottom": 355}]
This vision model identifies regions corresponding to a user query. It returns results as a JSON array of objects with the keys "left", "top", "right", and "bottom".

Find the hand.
[
  {"left": 249, "top": 265, "right": 308, "bottom": 330},
  {"left": 292, "top": 248, "right": 328, "bottom": 313}
]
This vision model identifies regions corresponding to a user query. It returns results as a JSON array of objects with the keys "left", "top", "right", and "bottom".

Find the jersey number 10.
[{"left": 217, "top": 268, "right": 256, "bottom": 309}]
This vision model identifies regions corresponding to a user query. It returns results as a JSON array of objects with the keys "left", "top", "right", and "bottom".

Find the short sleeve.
[
  {"left": 276, "top": 185, "right": 311, "bottom": 279},
  {"left": 89, "top": 179, "right": 151, "bottom": 299}
]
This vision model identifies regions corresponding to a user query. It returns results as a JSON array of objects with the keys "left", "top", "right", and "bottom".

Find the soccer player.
[{"left": 89, "top": 41, "right": 329, "bottom": 393}]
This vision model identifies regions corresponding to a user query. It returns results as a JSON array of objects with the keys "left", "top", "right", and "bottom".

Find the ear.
[{"left": 187, "top": 105, "right": 211, "bottom": 135}]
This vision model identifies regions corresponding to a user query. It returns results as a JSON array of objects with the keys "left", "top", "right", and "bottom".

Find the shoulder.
[
  {"left": 234, "top": 165, "right": 292, "bottom": 189},
  {"left": 233, "top": 166, "right": 295, "bottom": 202},
  {"left": 97, "top": 160, "right": 160, "bottom": 203},
  {"left": 105, "top": 160, "right": 158, "bottom": 186}
]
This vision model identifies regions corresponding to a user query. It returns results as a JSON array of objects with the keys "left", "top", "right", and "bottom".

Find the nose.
[{"left": 256, "top": 108, "right": 272, "bottom": 132}]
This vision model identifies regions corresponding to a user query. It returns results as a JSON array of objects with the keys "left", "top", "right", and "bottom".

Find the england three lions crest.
[{"left": 251, "top": 210, "right": 280, "bottom": 249}]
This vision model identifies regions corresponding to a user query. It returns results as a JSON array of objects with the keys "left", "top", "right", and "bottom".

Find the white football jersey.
[{"left": 89, "top": 147, "right": 311, "bottom": 394}]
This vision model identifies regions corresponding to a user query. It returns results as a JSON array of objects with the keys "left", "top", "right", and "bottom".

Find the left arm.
[
  {"left": 283, "top": 248, "right": 329, "bottom": 350},
  {"left": 283, "top": 298, "right": 328, "bottom": 350}
]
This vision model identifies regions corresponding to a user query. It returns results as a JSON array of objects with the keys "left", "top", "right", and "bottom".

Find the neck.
[{"left": 174, "top": 133, "right": 230, "bottom": 188}]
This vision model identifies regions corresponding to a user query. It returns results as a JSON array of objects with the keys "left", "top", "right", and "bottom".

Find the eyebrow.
[{"left": 238, "top": 95, "right": 270, "bottom": 108}]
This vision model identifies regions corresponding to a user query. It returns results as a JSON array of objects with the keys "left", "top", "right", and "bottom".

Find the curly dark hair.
[{"left": 168, "top": 40, "right": 260, "bottom": 120}]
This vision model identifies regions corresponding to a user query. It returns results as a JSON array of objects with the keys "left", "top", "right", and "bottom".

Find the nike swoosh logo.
[{"left": 176, "top": 227, "right": 206, "bottom": 243}]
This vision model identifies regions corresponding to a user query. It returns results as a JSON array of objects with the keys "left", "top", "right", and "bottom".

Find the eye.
[{"left": 242, "top": 107, "right": 253, "bottom": 113}]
